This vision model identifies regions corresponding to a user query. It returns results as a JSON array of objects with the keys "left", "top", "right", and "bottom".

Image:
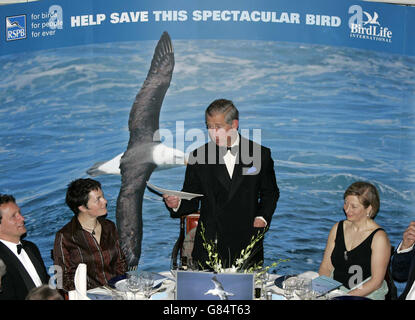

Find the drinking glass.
[
  {"left": 295, "top": 278, "right": 312, "bottom": 300},
  {"left": 126, "top": 273, "right": 143, "bottom": 300},
  {"left": 258, "top": 270, "right": 270, "bottom": 299},
  {"left": 140, "top": 271, "right": 154, "bottom": 299},
  {"left": 254, "top": 270, "right": 265, "bottom": 299},
  {"left": 282, "top": 276, "right": 298, "bottom": 300}
]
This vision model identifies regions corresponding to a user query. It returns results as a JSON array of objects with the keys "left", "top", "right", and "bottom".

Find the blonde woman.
[{"left": 319, "top": 181, "right": 391, "bottom": 299}]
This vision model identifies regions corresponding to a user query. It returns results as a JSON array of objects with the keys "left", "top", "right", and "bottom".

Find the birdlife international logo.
[
  {"left": 348, "top": 5, "right": 392, "bottom": 43},
  {"left": 6, "top": 14, "right": 27, "bottom": 41}
]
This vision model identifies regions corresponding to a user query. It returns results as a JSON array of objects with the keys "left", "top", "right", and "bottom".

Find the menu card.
[{"left": 312, "top": 275, "right": 342, "bottom": 295}]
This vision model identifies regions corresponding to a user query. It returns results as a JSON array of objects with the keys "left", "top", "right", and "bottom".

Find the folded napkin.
[{"left": 70, "top": 263, "right": 90, "bottom": 300}]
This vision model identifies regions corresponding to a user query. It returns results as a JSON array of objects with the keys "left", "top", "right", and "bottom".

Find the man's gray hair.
[{"left": 205, "top": 99, "right": 239, "bottom": 125}]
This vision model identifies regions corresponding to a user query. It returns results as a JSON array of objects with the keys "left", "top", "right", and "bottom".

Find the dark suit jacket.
[
  {"left": 170, "top": 136, "right": 279, "bottom": 269},
  {"left": 392, "top": 245, "right": 415, "bottom": 300},
  {"left": 0, "top": 240, "right": 49, "bottom": 300}
]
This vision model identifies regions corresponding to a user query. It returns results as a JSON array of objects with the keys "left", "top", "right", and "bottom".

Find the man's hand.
[
  {"left": 253, "top": 217, "right": 267, "bottom": 228},
  {"left": 401, "top": 221, "right": 415, "bottom": 250},
  {"left": 163, "top": 194, "right": 180, "bottom": 209}
]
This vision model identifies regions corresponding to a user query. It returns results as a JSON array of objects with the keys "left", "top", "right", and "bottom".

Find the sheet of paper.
[
  {"left": 146, "top": 181, "right": 203, "bottom": 200},
  {"left": 311, "top": 275, "right": 342, "bottom": 295}
]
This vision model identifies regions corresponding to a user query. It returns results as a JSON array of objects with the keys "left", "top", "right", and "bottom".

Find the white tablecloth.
[
  {"left": 86, "top": 271, "right": 176, "bottom": 300},
  {"left": 85, "top": 270, "right": 346, "bottom": 300}
]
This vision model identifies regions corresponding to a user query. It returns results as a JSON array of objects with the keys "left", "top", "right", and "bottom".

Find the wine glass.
[
  {"left": 126, "top": 273, "right": 143, "bottom": 300},
  {"left": 255, "top": 269, "right": 270, "bottom": 299},
  {"left": 260, "top": 271, "right": 270, "bottom": 299},
  {"left": 140, "top": 271, "right": 154, "bottom": 299},
  {"left": 282, "top": 276, "right": 298, "bottom": 300}
]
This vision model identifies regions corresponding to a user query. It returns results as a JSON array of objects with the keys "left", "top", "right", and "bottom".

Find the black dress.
[{"left": 331, "top": 220, "right": 383, "bottom": 289}]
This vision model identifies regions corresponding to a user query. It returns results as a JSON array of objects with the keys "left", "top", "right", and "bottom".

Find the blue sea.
[{"left": 0, "top": 39, "right": 414, "bottom": 296}]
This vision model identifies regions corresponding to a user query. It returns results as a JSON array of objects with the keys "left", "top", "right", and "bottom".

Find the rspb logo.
[{"left": 6, "top": 15, "right": 27, "bottom": 41}]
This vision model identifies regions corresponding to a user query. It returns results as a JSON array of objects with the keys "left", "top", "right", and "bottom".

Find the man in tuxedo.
[
  {"left": 392, "top": 221, "right": 415, "bottom": 300},
  {"left": 164, "top": 99, "right": 279, "bottom": 269},
  {"left": 0, "top": 259, "right": 5, "bottom": 291},
  {"left": 0, "top": 194, "right": 49, "bottom": 300}
]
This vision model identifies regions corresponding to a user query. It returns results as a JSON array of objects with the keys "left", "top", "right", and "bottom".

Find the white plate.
[{"left": 88, "top": 287, "right": 112, "bottom": 295}]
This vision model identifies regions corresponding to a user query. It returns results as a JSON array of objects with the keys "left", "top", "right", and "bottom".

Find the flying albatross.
[
  {"left": 204, "top": 276, "right": 235, "bottom": 300},
  {"left": 87, "top": 32, "right": 186, "bottom": 268}
]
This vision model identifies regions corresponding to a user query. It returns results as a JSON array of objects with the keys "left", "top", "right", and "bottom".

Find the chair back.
[
  {"left": 384, "top": 246, "right": 398, "bottom": 300},
  {"left": 171, "top": 212, "right": 200, "bottom": 269}
]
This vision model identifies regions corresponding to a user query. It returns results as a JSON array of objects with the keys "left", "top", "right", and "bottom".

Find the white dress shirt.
[
  {"left": 0, "top": 239, "right": 43, "bottom": 287},
  {"left": 223, "top": 135, "right": 239, "bottom": 178},
  {"left": 396, "top": 241, "right": 415, "bottom": 300}
]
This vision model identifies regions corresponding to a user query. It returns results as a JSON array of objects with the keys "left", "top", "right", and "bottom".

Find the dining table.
[
  {"left": 74, "top": 269, "right": 348, "bottom": 301},
  {"left": 85, "top": 270, "right": 176, "bottom": 300}
]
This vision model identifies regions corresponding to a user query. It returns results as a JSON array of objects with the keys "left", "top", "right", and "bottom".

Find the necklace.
[{"left": 81, "top": 219, "right": 98, "bottom": 235}]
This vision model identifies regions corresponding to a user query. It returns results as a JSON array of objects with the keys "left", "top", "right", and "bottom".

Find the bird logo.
[
  {"left": 363, "top": 11, "right": 380, "bottom": 26},
  {"left": 204, "top": 276, "right": 234, "bottom": 300},
  {"left": 6, "top": 18, "right": 24, "bottom": 29}
]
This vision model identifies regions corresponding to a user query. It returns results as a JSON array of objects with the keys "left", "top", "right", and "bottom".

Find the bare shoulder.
[
  {"left": 372, "top": 227, "right": 391, "bottom": 254},
  {"left": 373, "top": 227, "right": 390, "bottom": 243}
]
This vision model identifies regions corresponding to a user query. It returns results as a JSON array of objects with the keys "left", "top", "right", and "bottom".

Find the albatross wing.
[{"left": 116, "top": 32, "right": 175, "bottom": 268}]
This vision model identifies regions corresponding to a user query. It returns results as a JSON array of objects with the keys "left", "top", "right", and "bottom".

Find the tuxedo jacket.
[
  {"left": 170, "top": 136, "right": 279, "bottom": 268},
  {"left": 392, "top": 246, "right": 415, "bottom": 300},
  {"left": 0, "top": 240, "right": 49, "bottom": 300}
]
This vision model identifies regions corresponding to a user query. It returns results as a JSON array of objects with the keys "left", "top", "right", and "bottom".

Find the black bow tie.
[
  {"left": 17, "top": 244, "right": 23, "bottom": 254},
  {"left": 221, "top": 145, "right": 238, "bottom": 156}
]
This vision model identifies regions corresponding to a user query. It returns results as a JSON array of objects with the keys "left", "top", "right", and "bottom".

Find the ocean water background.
[{"left": 1, "top": 39, "right": 414, "bottom": 296}]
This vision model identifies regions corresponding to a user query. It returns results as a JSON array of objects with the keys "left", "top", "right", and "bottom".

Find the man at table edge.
[{"left": 392, "top": 221, "right": 415, "bottom": 300}]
